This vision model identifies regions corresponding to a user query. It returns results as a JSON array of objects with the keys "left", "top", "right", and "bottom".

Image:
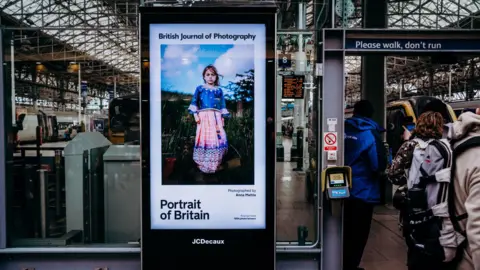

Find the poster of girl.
[
  {"left": 188, "top": 65, "right": 230, "bottom": 174},
  {"left": 160, "top": 44, "right": 255, "bottom": 186}
]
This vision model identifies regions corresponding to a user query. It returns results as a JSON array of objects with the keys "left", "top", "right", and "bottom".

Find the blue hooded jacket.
[{"left": 344, "top": 116, "right": 387, "bottom": 203}]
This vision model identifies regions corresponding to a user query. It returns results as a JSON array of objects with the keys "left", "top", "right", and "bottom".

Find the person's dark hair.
[
  {"left": 202, "top": 64, "right": 220, "bottom": 86},
  {"left": 412, "top": 111, "right": 444, "bottom": 140},
  {"left": 353, "top": 100, "right": 374, "bottom": 118},
  {"left": 421, "top": 99, "right": 449, "bottom": 120}
]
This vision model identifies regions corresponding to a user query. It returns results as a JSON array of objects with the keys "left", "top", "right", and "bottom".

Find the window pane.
[
  {"left": 276, "top": 32, "right": 318, "bottom": 244},
  {"left": 4, "top": 29, "right": 140, "bottom": 247}
]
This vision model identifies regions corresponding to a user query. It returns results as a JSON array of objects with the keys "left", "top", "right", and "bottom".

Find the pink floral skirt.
[{"left": 193, "top": 110, "right": 228, "bottom": 174}]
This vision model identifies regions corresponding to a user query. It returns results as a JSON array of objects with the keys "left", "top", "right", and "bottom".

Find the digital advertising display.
[
  {"left": 140, "top": 6, "right": 276, "bottom": 270},
  {"left": 150, "top": 23, "right": 266, "bottom": 230}
]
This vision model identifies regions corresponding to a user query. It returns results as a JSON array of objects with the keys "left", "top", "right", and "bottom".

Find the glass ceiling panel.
[
  {"left": 2, "top": 0, "right": 477, "bottom": 77},
  {"left": 42, "top": 14, "right": 58, "bottom": 25},
  {"left": 388, "top": 0, "right": 480, "bottom": 29},
  {"left": 0, "top": 0, "right": 138, "bottom": 74}
]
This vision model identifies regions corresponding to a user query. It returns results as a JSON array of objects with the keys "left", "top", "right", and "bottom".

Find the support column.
[
  {"left": 77, "top": 64, "right": 82, "bottom": 124},
  {"left": 321, "top": 29, "right": 346, "bottom": 270},
  {"left": 276, "top": 75, "right": 284, "bottom": 161},
  {"left": 113, "top": 76, "right": 117, "bottom": 98},
  {"left": 10, "top": 39, "right": 15, "bottom": 125},
  {"left": 32, "top": 65, "right": 38, "bottom": 110},
  {"left": 0, "top": 27, "right": 9, "bottom": 249},
  {"left": 58, "top": 79, "right": 66, "bottom": 111},
  {"left": 293, "top": 0, "right": 307, "bottom": 162},
  {"left": 361, "top": 0, "right": 389, "bottom": 204}
]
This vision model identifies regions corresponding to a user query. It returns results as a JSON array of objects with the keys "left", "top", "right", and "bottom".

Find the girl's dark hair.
[
  {"left": 412, "top": 111, "right": 444, "bottom": 140},
  {"left": 202, "top": 65, "right": 220, "bottom": 86}
]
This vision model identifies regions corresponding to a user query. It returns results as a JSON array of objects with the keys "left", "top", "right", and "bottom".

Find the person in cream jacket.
[{"left": 451, "top": 111, "right": 480, "bottom": 270}]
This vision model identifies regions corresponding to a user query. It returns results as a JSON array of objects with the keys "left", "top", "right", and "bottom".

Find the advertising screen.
[{"left": 149, "top": 23, "right": 266, "bottom": 230}]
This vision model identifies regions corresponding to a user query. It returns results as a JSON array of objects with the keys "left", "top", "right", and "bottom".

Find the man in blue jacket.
[{"left": 343, "top": 100, "right": 387, "bottom": 270}]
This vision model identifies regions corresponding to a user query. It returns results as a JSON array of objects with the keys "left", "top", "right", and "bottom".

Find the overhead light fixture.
[
  {"left": 36, "top": 62, "right": 47, "bottom": 73},
  {"left": 67, "top": 62, "right": 79, "bottom": 73},
  {"left": 142, "top": 59, "right": 150, "bottom": 69}
]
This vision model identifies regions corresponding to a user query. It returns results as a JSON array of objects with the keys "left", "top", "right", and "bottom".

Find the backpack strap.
[
  {"left": 413, "top": 137, "right": 432, "bottom": 148},
  {"left": 417, "top": 140, "right": 452, "bottom": 188},
  {"left": 448, "top": 136, "right": 480, "bottom": 237}
]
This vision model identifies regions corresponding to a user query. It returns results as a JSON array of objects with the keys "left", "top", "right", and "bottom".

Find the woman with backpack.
[
  {"left": 388, "top": 111, "right": 460, "bottom": 270},
  {"left": 388, "top": 111, "right": 445, "bottom": 185}
]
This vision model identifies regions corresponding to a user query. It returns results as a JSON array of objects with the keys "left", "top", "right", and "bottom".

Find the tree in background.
[
  {"left": 224, "top": 69, "right": 254, "bottom": 112},
  {"left": 222, "top": 69, "right": 255, "bottom": 165}
]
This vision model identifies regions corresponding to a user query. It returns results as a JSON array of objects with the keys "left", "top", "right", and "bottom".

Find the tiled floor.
[
  {"left": 277, "top": 137, "right": 315, "bottom": 242},
  {"left": 276, "top": 161, "right": 315, "bottom": 242},
  {"left": 361, "top": 207, "right": 407, "bottom": 270}
]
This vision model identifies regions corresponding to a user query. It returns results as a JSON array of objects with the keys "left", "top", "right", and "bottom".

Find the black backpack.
[
  {"left": 447, "top": 135, "right": 480, "bottom": 264},
  {"left": 402, "top": 138, "right": 454, "bottom": 263}
]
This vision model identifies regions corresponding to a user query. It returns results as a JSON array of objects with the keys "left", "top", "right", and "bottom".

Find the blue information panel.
[
  {"left": 278, "top": 53, "right": 292, "bottom": 68},
  {"left": 330, "top": 188, "right": 348, "bottom": 198},
  {"left": 345, "top": 38, "right": 480, "bottom": 51}
]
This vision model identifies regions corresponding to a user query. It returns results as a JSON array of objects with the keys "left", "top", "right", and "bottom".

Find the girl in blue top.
[{"left": 188, "top": 65, "right": 230, "bottom": 174}]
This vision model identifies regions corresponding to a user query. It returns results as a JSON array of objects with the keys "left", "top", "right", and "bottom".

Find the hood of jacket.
[
  {"left": 452, "top": 112, "right": 480, "bottom": 141},
  {"left": 346, "top": 115, "right": 385, "bottom": 133}
]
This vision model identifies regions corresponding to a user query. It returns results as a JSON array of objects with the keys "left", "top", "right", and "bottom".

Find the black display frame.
[{"left": 140, "top": 6, "right": 276, "bottom": 270}]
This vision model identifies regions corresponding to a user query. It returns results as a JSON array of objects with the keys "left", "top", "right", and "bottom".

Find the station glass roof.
[{"left": 0, "top": 0, "right": 138, "bottom": 74}]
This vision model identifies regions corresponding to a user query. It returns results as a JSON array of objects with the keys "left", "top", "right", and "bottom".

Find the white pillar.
[
  {"left": 294, "top": 0, "right": 307, "bottom": 129},
  {"left": 11, "top": 40, "right": 15, "bottom": 124},
  {"left": 294, "top": 51, "right": 307, "bottom": 129},
  {"left": 77, "top": 64, "right": 82, "bottom": 124},
  {"left": 114, "top": 76, "right": 117, "bottom": 98},
  {"left": 276, "top": 75, "right": 283, "bottom": 135},
  {"left": 293, "top": 1, "right": 307, "bottom": 161},
  {"left": 448, "top": 65, "right": 452, "bottom": 101}
]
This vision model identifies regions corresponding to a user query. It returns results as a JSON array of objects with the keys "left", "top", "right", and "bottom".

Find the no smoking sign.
[{"left": 323, "top": 132, "right": 338, "bottom": 151}]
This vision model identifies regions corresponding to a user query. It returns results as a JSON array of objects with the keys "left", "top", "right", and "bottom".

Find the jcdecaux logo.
[{"left": 192, "top": 239, "right": 225, "bottom": 245}]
